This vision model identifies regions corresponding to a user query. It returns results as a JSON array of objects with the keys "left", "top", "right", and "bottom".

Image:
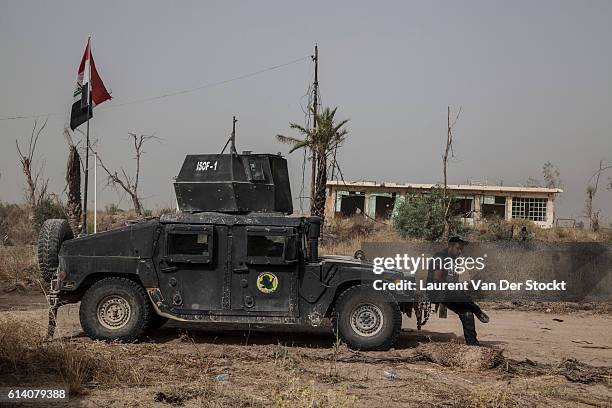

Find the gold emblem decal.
[{"left": 256, "top": 272, "right": 278, "bottom": 293}]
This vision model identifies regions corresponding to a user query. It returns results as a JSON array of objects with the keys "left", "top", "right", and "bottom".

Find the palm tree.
[{"left": 277, "top": 107, "right": 349, "bottom": 217}]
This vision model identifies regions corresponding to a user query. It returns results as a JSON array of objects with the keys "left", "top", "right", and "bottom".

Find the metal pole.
[
  {"left": 82, "top": 120, "right": 89, "bottom": 234},
  {"left": 81, "top": 36, "right": 92, "bottom": 234},
  {"left": 94, "top": 152, "right": 97, "bottom": 233},
  {"left": 310, "top": 44, "right": 319, "bottom": 213},
  {"left": 230, "top": 116, "right": 237, "bottom": 154}
]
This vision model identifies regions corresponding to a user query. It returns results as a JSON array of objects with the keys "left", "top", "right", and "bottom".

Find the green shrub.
[
  {"left": 33, "top": 198, "right": 66, "bottom": 231},
  {"left": 477, "top": 217, "right": 536, "bottom": 241},
  {"left": 393, "top": 187, "right": 462, "bottom": 241}
]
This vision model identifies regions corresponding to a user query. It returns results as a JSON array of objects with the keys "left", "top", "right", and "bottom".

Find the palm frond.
[
  {"left": 276, "top": 134, "right": 304, "bottom": 145},
  {"left": 288, "top": 140, "right": 310, "bottom": 153}
]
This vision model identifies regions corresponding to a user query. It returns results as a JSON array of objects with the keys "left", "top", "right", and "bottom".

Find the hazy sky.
[{"left": 1, "top": 1, "right": 611, "bottom": 223}]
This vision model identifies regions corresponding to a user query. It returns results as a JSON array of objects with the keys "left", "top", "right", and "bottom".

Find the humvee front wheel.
[
  {"left": 80, "top": 277, "right": 152, "bottom": 342},
  {"left": 332, "top": 284, "right": 401, "bottom": 351}
]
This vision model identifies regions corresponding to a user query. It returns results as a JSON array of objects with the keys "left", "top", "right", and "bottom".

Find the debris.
[
  {"left": 415, "top": 343, "right": 504, "bottom": 370},
  {"left": 214, "top": 374, "right": 228, "bottom": 382},
  {"left": 501, "top": 357, "right": 612, "bottom": 384},
  {"left": 571, "top": 340, "right": 593, "bottom": 345},
  {"left": 555, "top": 359, "right": 606, "bottom": 384},
  {"left": 540, "top": 327, "right": 552, "bottom": 331},
  {"left": 154, "top": 391, "right": 184, "bottom": 406},
  {"left": 383, "top": 370, "right": 399, "bottom": 380},
  {"left": 552, "top": 318, "right": 564, "bottom": 322}
]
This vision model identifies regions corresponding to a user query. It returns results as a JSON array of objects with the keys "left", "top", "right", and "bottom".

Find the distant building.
[{"left": 325, "top": 180, "right": 563, "bottom": 228}]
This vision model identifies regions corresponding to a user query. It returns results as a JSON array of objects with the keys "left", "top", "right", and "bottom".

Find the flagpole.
[
  {"left": 82, "top": 35, "right": 92, "bottom": 234},
  {"left": 94, "top": 152, "right": 97, "bottom": 233}
]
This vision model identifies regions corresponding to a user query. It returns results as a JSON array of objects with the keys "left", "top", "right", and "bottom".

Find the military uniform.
[{"left": 426, "top": 248, "right": 485, "bottom": 346}]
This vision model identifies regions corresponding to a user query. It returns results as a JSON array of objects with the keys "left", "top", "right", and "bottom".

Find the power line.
[{"left": 0, "top": 55, "right": 311, "bottom": 121}]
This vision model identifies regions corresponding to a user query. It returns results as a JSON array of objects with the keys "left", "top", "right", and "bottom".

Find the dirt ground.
[{"left": 1, "top": 291, "right": 611, "bottom": 407}]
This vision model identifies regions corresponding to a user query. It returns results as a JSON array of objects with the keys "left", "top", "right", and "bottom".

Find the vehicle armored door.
[
  {"left": 230, "top": 226, "right": 299, "bottom": 317},
  {"left": 158, "top": 224, "right": 228, "bottom": 313}
]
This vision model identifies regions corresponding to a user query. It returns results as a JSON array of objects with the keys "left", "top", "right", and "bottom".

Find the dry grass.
[
  {"left": 320, "top": 217, "right": 611, "bottom": 257},
  {"left": 321, "top": 217, "right": 401, "bottom": 255},
  {"left": 0, "top": 245, "right": 39, "bottom": 289},
  {"left": 471, "top": 217, "right": 612, "bottom": 242},
  {"left": 273, "top": 377, "right": 357, "bottom": 408},
  {"left": 0, "top": 316, "right": 146, "bottom": 394},
  {"left": 0, "top": 202, "right": 36, "bottom": 245},
  {"left": 89, "top": 207, "right": 176, "bottom": 232}
]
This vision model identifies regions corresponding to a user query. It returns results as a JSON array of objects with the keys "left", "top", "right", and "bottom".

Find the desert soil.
[{"left": 1, "top": 291, "right": 610, "bottom": 407}]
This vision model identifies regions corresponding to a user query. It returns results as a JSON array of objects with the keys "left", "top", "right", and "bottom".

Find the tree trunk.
[
  {"left": 65, "top": 145, "right": 82, "bottom": 235},
  {"left": 312, "top": 149, "right": 327, "bottom": 218},
  {"left": 130, "top": 193, "right": 143, "bottom": 216}
]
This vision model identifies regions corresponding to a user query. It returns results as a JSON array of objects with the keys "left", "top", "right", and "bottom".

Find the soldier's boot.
[
  {"left": 458, "top": 312, "right": 480, "bottom": 346},
  {"left": 475, "top": 310, "right": 490, "bottom": 323}
]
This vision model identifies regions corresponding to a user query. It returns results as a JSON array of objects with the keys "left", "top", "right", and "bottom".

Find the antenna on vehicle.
[{"left": 220, "top": 115, "right": 238, "bottom": 155}]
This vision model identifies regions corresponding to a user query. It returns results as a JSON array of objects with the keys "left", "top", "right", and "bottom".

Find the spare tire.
[{"left": 37, "top": 219, "right": 74, "bottom": 282}]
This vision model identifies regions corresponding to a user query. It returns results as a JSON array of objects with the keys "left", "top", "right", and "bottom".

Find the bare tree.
[
  {"left": 442, "top": 106, "right": 461, "bottom": 239},
  {"left": 96, "top": 133, "right": 161, "bottom": 216},
  {"left": 525, "top": 177, "right": 541, "bottom": 187},
  {"left": 585, "top": 159, "right": 612, "bottom": 231},
  {"left": 542, "top": 161, "right": 562, "bottom": 189},
  {"left": 15, "top": 118, "right": 49, "bottom": 209}
]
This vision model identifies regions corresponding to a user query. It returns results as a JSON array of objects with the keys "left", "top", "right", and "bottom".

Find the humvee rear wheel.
[
  {"left": 80, "top": 277, "right": 152, "bottom": 342},
  {"left": 332, "top": 284, "right": 401, "bottom": 351}
]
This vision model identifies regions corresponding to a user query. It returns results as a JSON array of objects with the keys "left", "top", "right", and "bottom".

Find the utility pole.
[{"left": 310, "top": 44, "right": 319, "bottom": 213}]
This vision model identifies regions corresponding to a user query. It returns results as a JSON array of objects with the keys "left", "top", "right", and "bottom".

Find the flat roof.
[{"left": 326, "top": 180, "right": 563, "bottom": 194}]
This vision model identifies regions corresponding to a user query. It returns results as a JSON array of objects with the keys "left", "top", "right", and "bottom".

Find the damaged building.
[{"left": 324, "top": 180, "right": 563, "bottom": 228}]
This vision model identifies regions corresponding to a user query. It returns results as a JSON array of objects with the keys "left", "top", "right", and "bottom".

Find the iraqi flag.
[{"left": 70, "top": 37, "right": 111, "bottom": 130}]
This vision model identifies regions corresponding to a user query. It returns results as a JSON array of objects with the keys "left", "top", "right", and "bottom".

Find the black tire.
[
  {"left": 79, "top": 277, "right": 152, "bottom": 342},
  {"left": 332, "top": 284, "right": 402, "bottom": 351},
  {"left": 37, "top": 219, "right": 74, "bottom": 282}
]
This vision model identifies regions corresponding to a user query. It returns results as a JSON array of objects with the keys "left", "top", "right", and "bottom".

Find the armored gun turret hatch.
[{"left": 174, "top": 152, "right": 293, "bottom": 214}]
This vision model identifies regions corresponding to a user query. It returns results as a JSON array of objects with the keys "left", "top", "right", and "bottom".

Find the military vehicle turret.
[{"left": 38, "top": 151, "right": 421, "bottom": 350}]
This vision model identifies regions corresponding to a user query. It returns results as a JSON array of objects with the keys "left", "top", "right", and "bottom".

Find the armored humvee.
[{"left": 38, "top": 152, "right": 423, "bottom": 350}]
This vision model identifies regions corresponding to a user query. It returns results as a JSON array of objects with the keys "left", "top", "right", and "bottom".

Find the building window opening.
[
  {"left": 482, "top": 195, "right": 506, "bottom": 218},
  {"left": 336, "top": 192, "right": 365, "bottom": 217},
  {"left": 512, "top": 197, "right": 547, "bottom": 221},
  {"left": 450, "top": 197, "right": 473, "bottom": 218},
  {"left": 374, "top": 193, "right": 396, "bottom": 219}
]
